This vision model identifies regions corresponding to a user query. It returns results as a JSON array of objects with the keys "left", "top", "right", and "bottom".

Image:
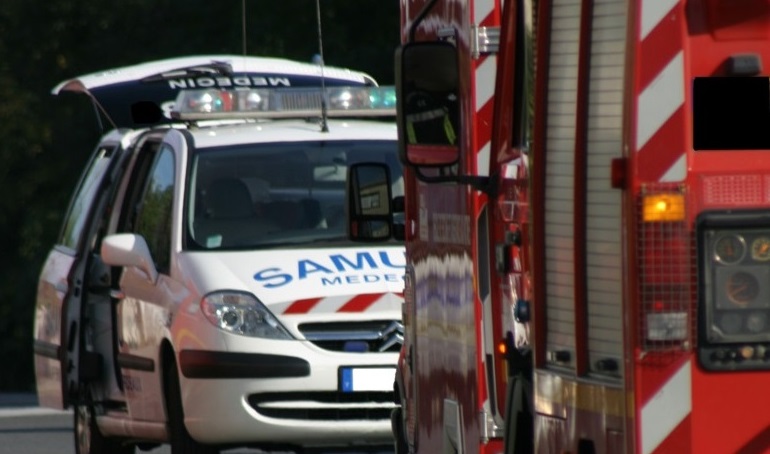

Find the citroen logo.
[{"left": 377, "top": 321, "right": 404, "bottom": 352}]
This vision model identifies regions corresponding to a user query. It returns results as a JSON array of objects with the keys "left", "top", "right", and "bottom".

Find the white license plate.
[{"left": 339, "top": 367, "right": 396, "bottom": 392}]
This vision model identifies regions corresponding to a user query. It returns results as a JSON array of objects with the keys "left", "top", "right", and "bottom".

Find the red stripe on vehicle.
[
  {"left": 636, "top": 107, "right": 686, "bottom": 182},
  {"left": 283, "top": 297, "right": 323, "bottom": 314},
  {"left": 638, "top": 6, "right": 683, "bottom": 90},
  {"left": 337, "top": 293, "right": 382, "bottom": 313},
  {"left": 475, "top": 97, "right": 495, "bottom": 152}
]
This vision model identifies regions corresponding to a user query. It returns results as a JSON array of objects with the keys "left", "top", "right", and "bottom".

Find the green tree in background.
[{"left": 0, "top": 0, "right": 398, "bottom": 391}]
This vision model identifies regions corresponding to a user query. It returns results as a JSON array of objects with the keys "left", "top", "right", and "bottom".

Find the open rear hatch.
[{"left": 53, "top": 54, "right": 378, "bottom": 129}]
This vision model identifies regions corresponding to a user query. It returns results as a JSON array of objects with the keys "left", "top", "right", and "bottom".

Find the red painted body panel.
[
  {"left": 533, "top": 0, "right": 770, "bottom": 453},
  {"left": 401, "top": 0, "right": 770, "bottom": 452},
  {"left": 397, "top": 0, "right": 513, "bottom": 452}
]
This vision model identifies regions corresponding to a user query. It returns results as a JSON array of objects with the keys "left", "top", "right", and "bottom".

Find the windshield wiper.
[{"left": 309, "top": 235, "right": 348, "bottom": 243}]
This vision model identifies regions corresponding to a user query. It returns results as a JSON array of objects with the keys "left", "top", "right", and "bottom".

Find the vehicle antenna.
[
  {"left": 315, "top": 0, "right": 329, "bottom": 133},
  {"left": 242, "top": 0, "right": 248, "bottom": 55}
]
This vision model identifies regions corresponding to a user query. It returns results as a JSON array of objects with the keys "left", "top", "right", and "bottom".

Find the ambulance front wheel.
[
  {"left": 164, "top": 357, "right": 219, "bottom": 454},
  {"left": 391, "top": 406, "right": 409, "bottom": 454},
  {"left": 74, "top": 404, "right": 134, "bottom": 454}
]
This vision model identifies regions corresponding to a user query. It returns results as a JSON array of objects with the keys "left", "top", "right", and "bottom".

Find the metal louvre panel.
[
  {"left": 585, "top": 0, "right": 627, "bottom": 377},
  {"left": 544, "top": 0, "right": 581, "bottom": 368}
]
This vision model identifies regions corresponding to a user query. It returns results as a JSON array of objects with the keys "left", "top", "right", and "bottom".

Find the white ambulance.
[{"left": 32, "top": 55, "right": 404, "bottom": 454}]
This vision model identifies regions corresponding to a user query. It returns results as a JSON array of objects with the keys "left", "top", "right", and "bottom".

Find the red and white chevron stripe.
[
  {"left": 636, "top": 2, "right": 691, "bottom": 453},
  {"left": 635, "top": 0, "right": 687, "bottom": 183},
  {"left": 473, "top": 0, "right": 499, "bottom": 177},
  {"left": 470, "top": 0, "right": 499, "bottom": 436},
  {"left": 281, "top": 292, "right": 403, "bottom": 315},
  {"left": 640, "top": 358, "right": 691, "bottom": 454}
]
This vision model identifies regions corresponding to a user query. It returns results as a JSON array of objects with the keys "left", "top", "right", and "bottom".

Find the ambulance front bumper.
[{"left": 177, "top": 341, "right": 397, "bottom": 447}]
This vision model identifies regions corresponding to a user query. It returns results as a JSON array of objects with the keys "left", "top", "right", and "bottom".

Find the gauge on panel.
[
  {"left": 747, "top": 312, "right": 768, "bottom": 334},
  {"left": 714, "top": 234, "right": 746, "bottom": 265},
  {"left": 725, "top": 271, "right": 760, "bottom": 307},
  {"left": 751, "top": 236, "right": 770, "bottom": 262},
  {"left": 719, "top": 312, "right": 743, "bottom": 335}
]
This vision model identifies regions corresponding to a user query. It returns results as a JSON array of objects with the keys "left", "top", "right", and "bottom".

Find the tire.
[
  {"left": 503, "top": 346, "right": 534, "bottom": 454},
  {"left": 74, "top": 404, "right": 134, "bottom": 454},
  {"left": 391, "top": 407, "right": 409, "bottom": 454},
  {"left": 165, "top": 359, "right": 219, "bottom": 454},
  {"left": 503, "top": 374, "right": 533, "bottom": 454}
]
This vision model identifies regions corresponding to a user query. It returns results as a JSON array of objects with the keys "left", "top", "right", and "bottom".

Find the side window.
[
  {"left": 511, "top": 0, "right": 534, "bottom": 149},
  {"left": 134, "top": 145, "right": 175, "bottom": 273},
  {"left": 60, "top": 146, "right": 116, "bottom": 250}
]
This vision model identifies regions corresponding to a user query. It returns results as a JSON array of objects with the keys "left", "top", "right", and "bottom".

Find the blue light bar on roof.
[{"left": 171, "top": 85, "right": 396, "bottom": 120}]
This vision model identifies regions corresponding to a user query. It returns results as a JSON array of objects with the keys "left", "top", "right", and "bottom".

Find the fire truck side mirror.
[
  {"left": 346, "top": 163, "right": 396, "bottom": 242},
  {"left": 396, "top": 42, "right": 461, "bottom": 168}
]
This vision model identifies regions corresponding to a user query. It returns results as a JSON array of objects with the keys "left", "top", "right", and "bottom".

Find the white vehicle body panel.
[
  {"left": 119, "top": 121, "right": 401, "bottom": 447},
  {"left": 33, "top": 249, "right": 72, "bottom": 409},
  {"left": 52, "top": 54, "right": 375, "bottom": 94},
  {"left": 33, "top": 56, "right": 403, "bottom": 451},
  {"left": 189, "top": 119, "right": 398, "bottom": 147}
]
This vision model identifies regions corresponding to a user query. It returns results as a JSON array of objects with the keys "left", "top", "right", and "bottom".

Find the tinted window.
[
  {"left": 693, "top": 77, "right": 770, "bottom": 150},
  {"left": 135, "top": 145, "right": 175, "bottom": 272},
  {"left": 511, "top": 0, "right": 535, "bottom": 150},
  {"left": 187, "top": 140, "right": 401, "bottom": 250},
  {"left": 60, "top": 146, "right": 115, "bottom": 249}
]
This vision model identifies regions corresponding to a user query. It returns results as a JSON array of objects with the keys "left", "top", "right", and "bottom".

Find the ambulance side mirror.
[
  {"left": 101, "top": 233, "right": 159, "bottom": 283},
  {"left": 346, "top": 163, "right": 396, "bottom": 242},
  {"left": 396, "top": 42, "right": 461, "bottom": 168}
]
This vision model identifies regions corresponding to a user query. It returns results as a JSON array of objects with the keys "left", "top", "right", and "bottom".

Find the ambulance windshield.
[{"left": 186, "top": 140, "right": 402, "bottom": 250}]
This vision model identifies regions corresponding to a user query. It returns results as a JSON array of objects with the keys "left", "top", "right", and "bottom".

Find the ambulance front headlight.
[{"left": 201, "top": 291, "right": 292, "bottom": 339}]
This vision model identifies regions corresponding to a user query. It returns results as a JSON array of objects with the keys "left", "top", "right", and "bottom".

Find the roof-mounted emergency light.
[{"left": 171, "top": 85, "right": 396, "bottom": 121}]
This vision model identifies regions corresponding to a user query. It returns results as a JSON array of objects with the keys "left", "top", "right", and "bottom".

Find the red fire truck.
[
  {"left": 348, "top": 0, "right": 770, "bottom": 452},
  {"left": 350, "top": 0, "right": 533, "bottom": 451}
]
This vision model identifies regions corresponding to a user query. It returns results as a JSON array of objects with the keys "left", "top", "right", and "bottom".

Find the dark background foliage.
[{"left": 0, "top": 0, "right": 399, "bottom": 391}]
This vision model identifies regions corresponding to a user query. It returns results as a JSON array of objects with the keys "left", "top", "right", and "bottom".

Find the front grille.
[
  {"left": 298, "top": 320, "right": 403, "bottom": 353},
  {"left": 248, "top": 391, "right": 395, "bottom": 420}
]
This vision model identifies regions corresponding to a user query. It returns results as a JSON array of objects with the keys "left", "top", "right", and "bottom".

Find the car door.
[
  {"left": 108, "top": 130, "right": 185, "bottom": 421},
  {"left": 33, "top": 129, "right": 129, "bottom": 409}
]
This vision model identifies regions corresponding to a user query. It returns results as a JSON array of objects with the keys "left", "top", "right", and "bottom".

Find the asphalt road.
[{"left": 0, "top": 394, "right": 393, "bottom": 454}]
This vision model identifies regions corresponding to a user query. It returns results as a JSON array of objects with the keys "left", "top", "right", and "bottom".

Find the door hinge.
[
  {"left": 479, "top": 408, "right": 504, "bottom": 442},
  {"left": 471, "top": 25, "right": 500, "bottom": 58}
]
